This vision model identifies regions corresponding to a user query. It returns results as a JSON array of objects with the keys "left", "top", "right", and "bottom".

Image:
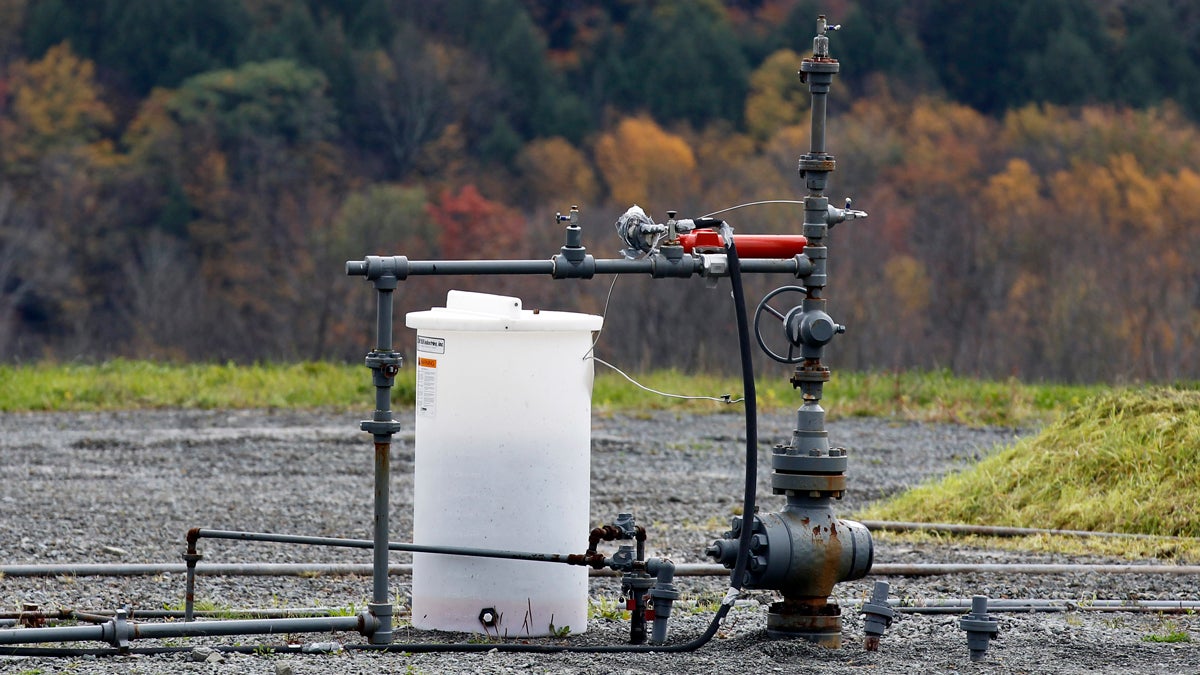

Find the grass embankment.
[
  {"left": 861, "top": 388, "right": 1200, "bottom": 561},
  {"left": 1, "top": 361, "right": 1095, "bottom": 427}
]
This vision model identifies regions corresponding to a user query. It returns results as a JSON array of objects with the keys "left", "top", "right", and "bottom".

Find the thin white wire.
[
  {"left": 700, "top": 199, "right": 806, "bottom": 219},
  {"left": 580, "top": 198, "right": 800, "bottom": 406},
  {"left": 590, "top": 357, "right": 744, "bottom": 404},
  {"left": 583, "top": 274, "right": 619, "bottom": 359}
]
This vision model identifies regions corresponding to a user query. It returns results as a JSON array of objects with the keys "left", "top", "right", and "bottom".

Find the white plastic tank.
[{"left": 405, "top": 290, "right": 603, "bottom": 636}]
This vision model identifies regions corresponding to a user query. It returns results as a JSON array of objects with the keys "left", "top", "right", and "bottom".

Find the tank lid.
[{"left": 406, "top": 290, "right": 603, "bottom": 332}]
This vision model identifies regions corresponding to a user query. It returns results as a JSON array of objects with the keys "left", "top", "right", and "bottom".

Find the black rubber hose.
[{"left": 721, "top": 230, "right": 757, "bottom": 592}]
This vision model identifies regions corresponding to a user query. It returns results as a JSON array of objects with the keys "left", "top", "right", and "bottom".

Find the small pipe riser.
[{"left": 958, "top": 596, "right": 1000, "bottom": 662}]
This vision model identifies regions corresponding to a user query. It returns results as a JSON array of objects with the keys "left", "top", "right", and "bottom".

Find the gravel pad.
[{"left": 0, "top": 409, "right": 1197, "bottom": 674}]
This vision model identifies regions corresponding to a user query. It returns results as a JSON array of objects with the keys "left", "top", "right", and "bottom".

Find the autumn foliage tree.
[
  {"left": 594, "top": 116, "right": 698, "bottom": 209},
  {"left": 1, "top": 1, "right": 1200, "bottom": 382},
  {"left": 426, "top": 184, "right": 525, "bottom": 260}
]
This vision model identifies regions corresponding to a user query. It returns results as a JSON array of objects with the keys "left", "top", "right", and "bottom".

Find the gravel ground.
[{"left": 1, "top": 407, "right": 1198, "bottom": 674}]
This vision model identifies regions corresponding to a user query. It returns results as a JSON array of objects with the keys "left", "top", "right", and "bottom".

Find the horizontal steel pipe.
[
  {"left": 8, "top": 561, "right": 1200, "bottom": 578},
  {"left": 874, "top": 598, "right": 1200, "bottom": 614},
  {"left": 0, "top": 624, "right": 107, "bottom": 645},
  {"left": 193, "top": 528, "right": 376, "bottom": 549},
  {"left": 346, "top": 256, "right": 800, "bottom": 278},
  {"left": 871, "top": 563, "right": 1200, "bottom": 576},
  {"left": 0, "top": 563, "right": 411, "bottom": 577},
  {"left": 0, "top": 608, "right": 345, "bottom": 621},
  {"left": 1, "top": 562, "right": 704, "bottom": 578},
  {"left": 132, "top": 615, "right": 363, "bottom": 640},
  {"left": 192, "top": 528, "right": 600, "bottom": 566},
  {"left": 862, "top": 520, "right": 1196, "bottom": 540},
  {"left": 0, "top": 616, "right": 366, "bottom": 647},
  {"left": 407, "top": 259, "right": 555, "bottom": 276}
]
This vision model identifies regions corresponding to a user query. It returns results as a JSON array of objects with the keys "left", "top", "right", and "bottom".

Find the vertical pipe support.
[
  {"left": 355, "top": 263, "right": 407, "bottom": 645},
  {"left": 182, "top": 528, "right": 202, "bottom": 622}
]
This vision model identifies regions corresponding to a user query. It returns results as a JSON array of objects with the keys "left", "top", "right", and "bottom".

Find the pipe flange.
[
  {"left": 101, "top": 608, "right": 132, "bottom": 651},
  {"left": 767, "top": 598, "right": 842, "bottom": 647},
  {"left": 771, "top": 451, "right": 849, "bottom": 474}
]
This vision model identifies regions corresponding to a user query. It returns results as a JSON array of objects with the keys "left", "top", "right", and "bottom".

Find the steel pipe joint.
[{"left": 709, "top": 507, "right": 872, "bottom": 597}]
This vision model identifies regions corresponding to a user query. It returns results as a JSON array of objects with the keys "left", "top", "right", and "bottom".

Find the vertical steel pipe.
[
  {"left": 357, "top": 269, "right": 405, "bottom": 645},
  {"left": 370, "top": 440, "right": 392, "bottom": 644}
]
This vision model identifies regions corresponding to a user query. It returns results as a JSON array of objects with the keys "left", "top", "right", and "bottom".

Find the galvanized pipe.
[
  {"left": 871, "top": 563, "right": 1200, "bottom": 576},
  {"left": 853, "top": 598, "right": 1200, "bottom": 615},
  {"left": 861, "top": 520, "right": 1197, "bottom": 540}
]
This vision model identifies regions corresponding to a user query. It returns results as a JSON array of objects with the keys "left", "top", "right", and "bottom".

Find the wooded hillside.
[{"left": 1, "top": 0, "right": 1197, "bottom": 383}]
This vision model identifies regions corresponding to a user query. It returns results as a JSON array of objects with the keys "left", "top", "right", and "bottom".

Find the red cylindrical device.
[{"left": 678, "top": 230, "right": 809, "bottom": 258}]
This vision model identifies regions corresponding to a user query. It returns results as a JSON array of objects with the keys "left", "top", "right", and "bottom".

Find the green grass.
[
  {"left": 860, "top": 388, "right": 1200, "bottom": 547},
  {"left": 0, "top": 361, "right": 1102, "bottom": 425},
  {"left": 0, "top": 360, "right": 382, "bottom": 411},
  {"left": 592, "top": 367, "right": 1103, "bottom": 426},
  {"left": 1143, "top": 617, "right": 1191, "bottom": 643}
]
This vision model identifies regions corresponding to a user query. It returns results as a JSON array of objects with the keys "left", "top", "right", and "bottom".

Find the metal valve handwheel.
[{"left": 753, "top": 285, "right": 808, "bottom": 363}]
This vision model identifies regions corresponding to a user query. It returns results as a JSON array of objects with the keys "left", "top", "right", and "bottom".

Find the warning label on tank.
[
  {"left": 416, "top": 336, "right": 445, "bottom": 354},
  {"left": 417, "top": 359, "right": 437, "bottom": 418}
]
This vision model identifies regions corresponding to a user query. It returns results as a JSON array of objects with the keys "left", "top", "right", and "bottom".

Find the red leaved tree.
[{"left": 426, "top": 184, "right": 525, "bottom": 260}]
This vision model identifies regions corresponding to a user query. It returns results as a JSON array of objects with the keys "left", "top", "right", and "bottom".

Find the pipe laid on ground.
[
  {"left": 862, "top": 520, "right": 1198, "bottom": 540},
  {"left": 6, "top": 598, "right": 1200, "bottom": 658},
  {"left": 871, "top": 563, "right": 1200, "bottom": 576},
  {"left": 0, "top": 615, "right": 367, "bottom": 646},
  {"left": 0, "top": 563, "right": 411, "bottom": 577},
  {"left": 0, "top": 608, "right": 345, "bottom": 621},
  {"left": 848, "top": 598, "right": 1200, "bottom": 615},
  {"left": 5, "top": 561, "right": 1200, "bottom": 578},
  {"left": 11, "top": 597, "right": 1200, "bottom": 630}
]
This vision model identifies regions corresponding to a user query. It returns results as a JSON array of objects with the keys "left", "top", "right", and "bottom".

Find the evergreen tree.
[
  {"left": 918, "top": 0, "right": 1023, "bottom": 114},
  {"left": 1010, "top": 0, "right": 1109, "bottom": 106}
]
